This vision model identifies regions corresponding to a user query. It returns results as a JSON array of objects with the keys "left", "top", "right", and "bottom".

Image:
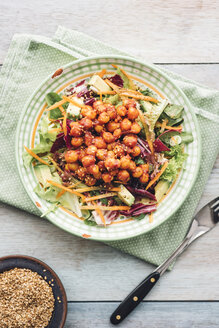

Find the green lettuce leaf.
[
  {"left": 40, "top": 115, "right": 58, "bottom": 142},
  {"left": 116, "top": 67, "right": 129, "bottom": 88},
  {"left": 34, "top": 184, "right": 59, "bottom": 202},
  {"left": 161, "top": 145, "right": 188, "bottom": 182},
  {"left": 41, "top": 203, "right": 59, "bottom": 217},
  {"left": 140, "top": 99, "right": 168, "bottom": 132},
  {"left": 45, "top": 92, "right": 68, "bottom": 119},
  {"left": 105, "top": 94, "right": 119, "bottom": 105},
  {"left": 22, "top": 134, "right": 52, "bottom": 168}
]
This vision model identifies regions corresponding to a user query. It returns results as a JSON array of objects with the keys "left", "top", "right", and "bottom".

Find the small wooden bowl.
[{"left": 0, "top": 255, "right": 67, "bottom": 328}]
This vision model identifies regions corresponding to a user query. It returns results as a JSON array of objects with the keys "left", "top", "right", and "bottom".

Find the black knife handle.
[{"left": 110, "top": 271, "right": 160, "bottom": 325}]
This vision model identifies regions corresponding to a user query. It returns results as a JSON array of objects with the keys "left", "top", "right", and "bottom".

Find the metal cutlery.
[{"left": 110, "top": 197, "right": 219, "bottom": 325}]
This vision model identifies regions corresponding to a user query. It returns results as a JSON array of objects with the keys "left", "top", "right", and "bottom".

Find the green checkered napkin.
[{"left": 0, "top": 26, "right": 218, "bottom": 266}]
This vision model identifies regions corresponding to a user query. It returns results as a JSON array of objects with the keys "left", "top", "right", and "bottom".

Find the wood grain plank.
[
  {"left": 0, "top": 64, "right": 218, "bottom": 301},
  {"left": 0, "top": 0, "right": 219, "bottom": 63},
  {"left": 65, "top": 302, "right": 219, "bottom": 328}
]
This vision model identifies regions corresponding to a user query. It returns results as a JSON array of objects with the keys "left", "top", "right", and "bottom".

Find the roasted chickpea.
[
  {"left": 140, "top": 163, "right": 149, "bottom": 172},
  {"left": 129, "top": 160, "right": 136, "bottom": 172},
  {"left": 98, "top": 112, "right": 110, "bottom": 124},
  {"left": 86, "top": 145, "right": 97, "bottom": 156},
  {"left": 107, "top": 142, "right": 116, "bottom": 151},
  {"left": 120, "top": 118, "right": 132, "bottom": 131},
  {"left": 65, "top": 150, "right": 78, "bottom": 163},
  {"left": 110, "top": 169, "right": 119, "bottom": 177},
  {"left": 96, "top": 149, "right": 107, "bottom": 160},
  {"left": 132, "top": 167, "right": 143, "bottom": 178},
  {"left": 123, "top": 99, "right": 136, "bottom": 108},
  {"left": 140, "top": 172, "right": 149, "bottom": 184},
  {"left": 117, "top": 170, "right": 130, "bottom": 183},
  {"left": 70, "top": 122, "right": 82, "bottom": 137},
  {"left": 107, "top": 108, "right": 117, "bottom": 120},
  {"left": 80, "top": 117, "right": 93, "bottom": 130},
  {"left": 85, "top": 175, "right": 96, "bottom": 186},
  {"left": 71, "top": 137, "right": 84, "bottom": 148},
  {"left": 96, "top": 104, "right": 107, "bottom": 114},
  {"left": 106, "top": 121, "right": 120, "bottom": 132},
  {"left": 102, "top": 173, "right": 113, "bottom": 183},
  {"left": 95, "top": 124, "right": 104, "bottom": 134},
  {"left": 114, "top": 144, "right": 125, "bottom": 158},
  {"left": 130, "top": 122, "right": 141, "bottom": 134},
  {"left": 120, "top": 156, "right": 131, "bottom": 169},
  {"left": 88, "top": 164, "right": 100, "bottom": 177},
  {"left": 65, "top": 164, "right": 71, "bottom": 171},
  {"left": 81, "top": 106, "right": 97, "bottom": 120},
  {"left": 115, "top": 115, "right": 122, "bottom": 123},
  {"left": 123, "top": 135, "right": 137, "bottom": 148},
  {"left": 102, "top": 131, "right": 115, "bottom": 144},
  {"left": 76, "top": 166, "right": 87, "bottom": 179},
  {"left": 116, "top": 105, "right": 127, "bottom": 117},
  {"left": 113, "top": 128, "right": 122, "bottom": 139},
  {"left": 97, "top": 161, "right": 105, "bottom": 172},
  {"left": 132, "top": 145, "right": 141, "bottom": 157},
  {"left": 107, "top": 151, "right": 115, "bottom": 158},
  {"left": 84, "top": 132, "right": 93, "bottom": 146},
  {"left": 127, "top": 106, "right": 139, "bottom": 120},
  {"left": 77, "top": 148, "right": 86, "bottom": 162},
  {"left": 104, "top": 158, "right": 120, "bottom": 171},
  {"left": 81, "top": 155, "right": 95, "bottom": 167},
  {"left": 93, "top": 136, "right": 107, "bottom": 149},
  {"left": 68, "top": 162, "right": 80, "bottom": 172},
  {"left": 93, "top": 100, "right": 103, "bottom": 109}
]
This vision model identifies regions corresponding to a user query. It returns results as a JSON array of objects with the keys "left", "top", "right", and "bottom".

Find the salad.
[{"left": 23, "top": 65, "right": 193, "bottom": 227}]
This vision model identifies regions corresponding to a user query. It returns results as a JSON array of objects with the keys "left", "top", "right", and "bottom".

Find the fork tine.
[{"left": 210, "top": 197, "right": 219, "bottom": 209}]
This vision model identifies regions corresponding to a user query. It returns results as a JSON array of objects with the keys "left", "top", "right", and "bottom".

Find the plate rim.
[{"left": 15, "top": 54, "right": 202, "bottom": 241}]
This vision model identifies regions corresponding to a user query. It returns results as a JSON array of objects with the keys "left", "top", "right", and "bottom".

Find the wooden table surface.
[{"left": 0, "top": 1, "right": 219, "bottom": 327}]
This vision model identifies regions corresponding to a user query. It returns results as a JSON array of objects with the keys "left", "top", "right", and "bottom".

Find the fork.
[{"left": 110, "top": 197, "right": 219, "bottom": 325}]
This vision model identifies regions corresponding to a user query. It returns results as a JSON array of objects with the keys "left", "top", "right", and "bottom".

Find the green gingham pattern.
[
  {"left": 0, "top": 26, "right": 218, "bottom": 266},
  {"left": 16, "top": 56, "right": 200, "bottom": 241}
]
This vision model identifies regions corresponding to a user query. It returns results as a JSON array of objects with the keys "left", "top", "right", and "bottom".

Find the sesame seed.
[{"left": 0, "top": 268, "right": 55, "bottom": 327}]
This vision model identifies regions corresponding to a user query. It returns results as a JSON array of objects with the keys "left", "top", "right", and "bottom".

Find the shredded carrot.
[
  {"left": 80, "top": 205, "right": 130, "bottom": 211},
  {"left": 56, "top": 189, "right": 66, "bottom": 199},
  {"left": 165, "top": 125, "right": 182, "bottom": 131},
  {"left": 98, "top": 69, "right": 107, "bottom": 78},
  {"left": 156, "top": 122, "right": 182, "bottom": 131},
  {"left": 85, "top": 192, "right": 116, "bottom": 202},
  {"left": 161, "top": 119, "right": 168, "bottom": 133},
  {"left": 99, "top": 93, "right": 102, "bottom": 102},
  {"left": 105, "top": 79, "right": 120, "bottom": 92},
  {"left": 111, "top": 218, "right": 133, "bottom": 224},
  {"left": 94, "top": 205, "right": 106, "bottom": 227},
  {"left": 47, "top": 156, "right": 63, "bottom": 173},
  {"left": 49, "top": 117, "right": 65, "bottom": 121},
  {"left": 48, "top": 128, "right": 62, "bottom": 133},
  {"left": 146, "top": 161, "right": 169, "bottom": 190},
  {"left": 59, "top": 205, "right": 83, "bottom": 220},
  {"left": 47, "top": 180, "right": 85, "bottom": 200},
  {"left": 45, "top": 99, "right": 66, "bottom": 111},
  {"left": 24, "top": 146, "right": 50, "bottom": 166},
  {"left": 111, "top": 64, "right": 118, "bottom": 69},
  {"left": 119, "top": 91, "right": 159, "bottom": 103},
  {"left": 75, "top": 187, "right": 121, "bottom": 193},
  {"left": 97, "top": 90, "right": 116, "bottom": 95},
  {"left": 62, "top": 95, "right": 85, "bottom": 108},
  {"left": 149, "top": 213, "right": 154, "bottom": 223}
]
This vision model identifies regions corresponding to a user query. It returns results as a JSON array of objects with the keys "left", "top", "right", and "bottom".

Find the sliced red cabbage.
[
  {"left": 108, "top": 74, "right": 124, "bottom": 87},
  {"left": 120, "top": 203, "right": 157, "bottom": 217},
  {"left": 50, "top": 133, "right": 65, "bottom": 153},
  {"left": 126, "top": 186, "right": 156, "bottom": 201},
  {"left": 76, "top": 80, "right": 85, "bottom": 87},
  {"left": 84, "top": 97, "right": 96, "bottom": 106},
  {"left": 154, "top": 138, "right": 170, "bottom": 152}
]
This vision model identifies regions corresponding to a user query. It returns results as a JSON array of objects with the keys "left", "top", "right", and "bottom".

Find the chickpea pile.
[{"left": 64, "top": 99, "right": 149, "bottom": 186}]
